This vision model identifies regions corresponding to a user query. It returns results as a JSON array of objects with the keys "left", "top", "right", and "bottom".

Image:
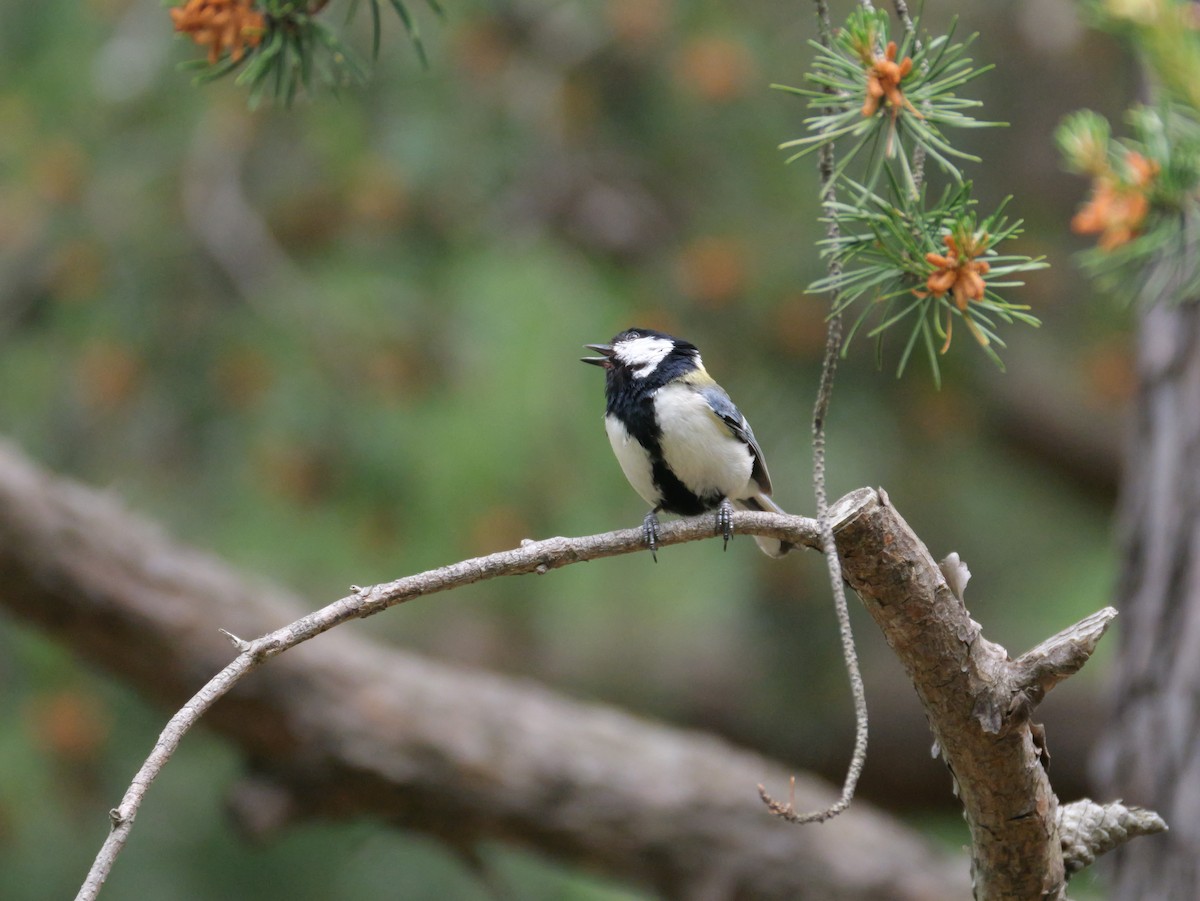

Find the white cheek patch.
[{"left": 615, "top": 336, "right": 674, "bottom": 378}]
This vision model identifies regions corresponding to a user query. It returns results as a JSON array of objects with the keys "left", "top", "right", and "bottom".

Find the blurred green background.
[{"left": 0, "top": 0, "right": 1135, "bottom": 897}]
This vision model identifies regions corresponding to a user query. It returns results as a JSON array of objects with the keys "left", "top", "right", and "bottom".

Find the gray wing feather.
[{"left": 698, "top": 385, "right": 773, "bottom": 495}]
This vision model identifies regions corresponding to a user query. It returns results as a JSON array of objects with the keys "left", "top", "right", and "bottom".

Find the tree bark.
[
  {"left": 1096, "top": 299, "right": 1200, "bottom": 899},
  {"left": 0, "top": 440, "right": 968, "bottom": 901},
  {"left": 827, "top": 491, "right": 1085, "bottom": 899}
]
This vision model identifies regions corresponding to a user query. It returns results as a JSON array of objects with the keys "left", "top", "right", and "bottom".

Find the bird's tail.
[{"left": 735, "top": 494, "right": 795, "bottom": 558}]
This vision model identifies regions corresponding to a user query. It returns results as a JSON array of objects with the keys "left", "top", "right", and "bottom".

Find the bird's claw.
[
  {"left": 642, "top": 510, "right": 661, "bottom": 562},
  {"left": 717, "top": 498, "right": 734, "bottom": 551}
]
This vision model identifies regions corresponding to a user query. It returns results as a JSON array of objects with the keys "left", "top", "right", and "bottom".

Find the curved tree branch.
[
  {"left": 0, "top": 441, "right": 1164, "bottom": 900},
  {"left": 78, "top": 514, "right": 824, "bottom": 898},
  {"left": 0, "top": 441, "right": 966, "bottom": 901}
]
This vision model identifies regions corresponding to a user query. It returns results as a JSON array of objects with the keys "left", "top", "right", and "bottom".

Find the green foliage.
[
  {"left": 175, "top": 0, "right": 442, "bottom": 105},
  {"left": 774, "top": 7, "right": 999, "bottom": 187},
  {"left": 1057, "top": 109, "right": 1113, "bottom": 178},
  {"left": 1059, "top": 0, "right": 1200, "bottom": 306},
  {"left": 812, "top": 178, "right": 1044, "bottom": 384},
  {"left": 780, "top": 8, "right": 1043, "bottom": 381},
  {"left": 1079, "top": 0, "right": 1200, "bottom": 110},
  {"left": 1059, "top": 104, "right": 1200, "bottom": 306}
]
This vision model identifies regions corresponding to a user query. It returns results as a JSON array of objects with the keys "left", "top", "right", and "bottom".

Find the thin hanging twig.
[{"left": 759, "top": 0, "right": 869, "bottom": 825}]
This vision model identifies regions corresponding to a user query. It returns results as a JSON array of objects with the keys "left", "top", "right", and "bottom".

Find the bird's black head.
[{"left": 581, "top": 328, "right": 700, "bottom": 384}]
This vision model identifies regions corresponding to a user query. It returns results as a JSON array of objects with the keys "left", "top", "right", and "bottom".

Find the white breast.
[
  {"left": 604, "top": 415, "right": 661, "bottom": 506},
  {"left": 654, "top": 382, "right": 754, "bottom": 500}
]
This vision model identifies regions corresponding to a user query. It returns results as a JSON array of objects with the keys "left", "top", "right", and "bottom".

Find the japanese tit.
[{"left": 582, "top": 327, "right": 793, "bottom": 558}]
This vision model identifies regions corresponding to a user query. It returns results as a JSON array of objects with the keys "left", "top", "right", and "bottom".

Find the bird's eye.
[{"left": 627, "top": 331, "right": 639, "bottom": 339}]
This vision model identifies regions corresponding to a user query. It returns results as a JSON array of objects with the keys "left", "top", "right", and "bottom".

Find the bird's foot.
[
  {"left": 642, "top": 510, "right": 661, "bottom": 563},
  {"left": 716, "top": 498, "right": 735, "bottom": 551}
]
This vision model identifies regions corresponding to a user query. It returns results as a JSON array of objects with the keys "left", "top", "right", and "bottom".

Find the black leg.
[
  {"left": 642, "top": 509, "right": 661, "bottom": 562},
  {"left": 716, "top": 498, "right": 735, "bottom": 550}
]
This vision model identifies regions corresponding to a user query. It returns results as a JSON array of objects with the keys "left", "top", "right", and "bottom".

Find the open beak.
[{"left": 580, "top": 343, "right": 614, "bottom": 367}]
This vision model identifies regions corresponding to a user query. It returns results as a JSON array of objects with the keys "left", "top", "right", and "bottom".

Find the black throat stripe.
[{"left": 606, "top": 371, "right": 719, "bottom": 516}]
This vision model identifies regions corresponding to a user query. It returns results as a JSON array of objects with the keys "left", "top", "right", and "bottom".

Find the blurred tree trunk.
[{"left": 1097, "top": 298, "right": 1200, "bottom": 899}]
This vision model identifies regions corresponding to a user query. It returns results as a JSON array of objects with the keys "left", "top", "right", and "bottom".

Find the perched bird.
[{"left": 582, "top": 327, "right": 793, "bottom": 558}]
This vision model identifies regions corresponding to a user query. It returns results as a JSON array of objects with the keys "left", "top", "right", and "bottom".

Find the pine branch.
[{"left": 170, "top": 0, "right": 442, "bottom": 104}]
